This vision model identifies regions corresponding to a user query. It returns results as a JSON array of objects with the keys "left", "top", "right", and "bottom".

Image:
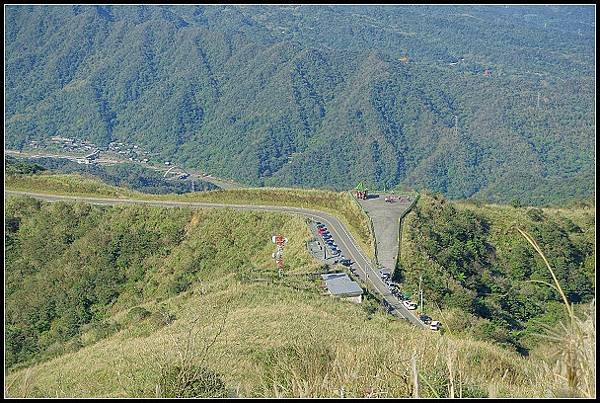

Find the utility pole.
[
  {"left": 419, "top": 274, "right": 424, "bottom": 313},
  {"left": 453, "top": 115, "right": 458, "bottom": 137}
]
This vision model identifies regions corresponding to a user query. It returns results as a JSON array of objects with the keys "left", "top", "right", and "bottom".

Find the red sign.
[{"left": 272, "top": 235, "right": 288, "bottom": 245}]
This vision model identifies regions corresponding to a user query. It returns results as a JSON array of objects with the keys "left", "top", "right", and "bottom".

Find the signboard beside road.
[{"left": 272, "top": 235, "right": 288, "bottom": 277}]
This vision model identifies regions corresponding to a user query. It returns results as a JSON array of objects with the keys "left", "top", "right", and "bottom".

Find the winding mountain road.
[{"left": 5, "top": 190, "right": 426, "bottom": 329}]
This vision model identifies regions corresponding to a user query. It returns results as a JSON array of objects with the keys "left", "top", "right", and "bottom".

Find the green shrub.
[
  {"left": 92, "top": 321, "right": 122, "bottom": 342},
  {"left": 126, "top": 307, "right": 152, "bottom": 323},
  {"left": 157, "top": 364, "right": 229, "bottom": 398},
  {"left": 526, "top": 208, "right": 546, "bottom": 222},
  {"left": 148, "top": 306, "right": 177, "bottom": 329}
]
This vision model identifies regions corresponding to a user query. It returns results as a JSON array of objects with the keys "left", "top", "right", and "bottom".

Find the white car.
[
  {"left": 429, "top": 321, "right": 441, "bottom": 331},
  {"left": 402, "top": 300, "right": 417, "bottom": 310}
]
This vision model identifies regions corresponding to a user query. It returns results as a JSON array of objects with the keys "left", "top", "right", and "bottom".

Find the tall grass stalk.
[{"left": 517, "top": 228, "right": 595, "bottom": 398}]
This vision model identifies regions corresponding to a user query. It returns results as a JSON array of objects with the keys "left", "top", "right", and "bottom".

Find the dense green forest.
[
  {"left": 398, "top": 193, "right": 595, "bottom": 354},
  {"left": 5, "top": 157, "right": 47, "bottom": 176},
  {"left": 5, "top": 5, "right": 595, "bottom": 205},
  {"left": 5, "top": 156, "right": 218, "bottom": 194}
]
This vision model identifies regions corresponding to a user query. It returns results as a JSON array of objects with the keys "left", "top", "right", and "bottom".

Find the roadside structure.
[
  {"left": 321, "top": 272, "right": 363, "bottom": 303},
  {"left": 355, "top": 182, "right": 368, "bottom": 200}
]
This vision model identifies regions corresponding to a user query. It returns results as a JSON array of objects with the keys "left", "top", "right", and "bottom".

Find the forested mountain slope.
[
  {"left": 5, "top": 5, "right": 595, "bottom": 204},
  {"left": 398, "top": 193, "right": 595, "bottom": 354}
]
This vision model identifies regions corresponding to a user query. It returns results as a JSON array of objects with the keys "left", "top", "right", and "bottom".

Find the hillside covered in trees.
[
  {"left": 5, "top": 5, "right": 595, "bottom": 205},
  {"left": 398, "top": 193, "right": 595, "bottom": 355}
]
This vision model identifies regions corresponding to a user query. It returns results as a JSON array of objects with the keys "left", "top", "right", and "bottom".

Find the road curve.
[{"left": 5, "top": 190, "right": 426, "bottom": 329}]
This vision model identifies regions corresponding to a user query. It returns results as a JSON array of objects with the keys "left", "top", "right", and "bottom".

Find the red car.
[{"left": 317, "top": 227, "right": 328, "bottom": 234}]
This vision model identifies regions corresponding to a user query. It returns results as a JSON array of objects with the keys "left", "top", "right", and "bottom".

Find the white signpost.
[{"left": 271, "top": 234, "right": 288, "bottom": 277}]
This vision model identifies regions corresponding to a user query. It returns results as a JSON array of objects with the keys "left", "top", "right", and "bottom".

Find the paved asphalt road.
[{"left": 5, "top": 190, "right": 427, "bottom": 329}]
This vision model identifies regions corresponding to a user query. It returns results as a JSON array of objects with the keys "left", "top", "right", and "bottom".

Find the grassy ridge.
[
  {"left": 5, "top": 195, "right": 320, "bottom": 371},
  {"left": 172, "top": 187, "right": 374, "bottom": 260},
  {"left": 5, "top": 172, "right": 140, "bottom": 198},
  {"left": 5, "top": 281, "right": 557, "bottom": 398},
  {"left": 5, "top": 173, "right": 374, "bottom": 260},
  {"left": 4, "top": 196, "right": 581, "bottom": 398}
]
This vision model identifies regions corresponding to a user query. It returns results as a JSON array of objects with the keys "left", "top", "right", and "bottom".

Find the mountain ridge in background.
[{"left": 5, "top": 5, "right": 595, "bottom": 205}]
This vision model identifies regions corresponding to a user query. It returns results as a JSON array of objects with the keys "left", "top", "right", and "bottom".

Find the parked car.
[
  {"left": 339, "top": 259, "right": 352, "bottom": 267},
  {"left": 429, "top": 321, "right": 441, "bottom": 331},
  {"left": 402, "top": 300, "right": 417, "bottom": 310},
  {"left": 315, "top": 222, "right": 324, "bottom": 227},
  {"left": 379, "top": 269, "right": 392, "bottom": 280},
  {"left": 419, "top": 314, "right": 432, "bottom": 324}
]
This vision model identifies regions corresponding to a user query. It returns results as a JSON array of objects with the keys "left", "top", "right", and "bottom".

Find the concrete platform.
[{"left": 357, "top": 194, "right": 413, "bottom": 271}]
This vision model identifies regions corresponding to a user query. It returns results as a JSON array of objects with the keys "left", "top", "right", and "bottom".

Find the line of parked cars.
[
  {"left": 316, "top": 222, "right": 341, "bottom": 257},
  {"left": 378, "top": 269, "right": 441, "bottom": 330},
  {"left": 417, "top": 314, "right": 440, "bottom": 330}
]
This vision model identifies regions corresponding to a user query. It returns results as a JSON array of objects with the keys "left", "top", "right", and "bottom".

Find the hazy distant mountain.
[{"left": 5, "top": 5, "right": 595, "bottom": 204}]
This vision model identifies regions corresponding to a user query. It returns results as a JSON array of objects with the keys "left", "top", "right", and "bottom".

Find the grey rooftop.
[{"left": 321, "top": 273, "right": 363, "bottom": 297}]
